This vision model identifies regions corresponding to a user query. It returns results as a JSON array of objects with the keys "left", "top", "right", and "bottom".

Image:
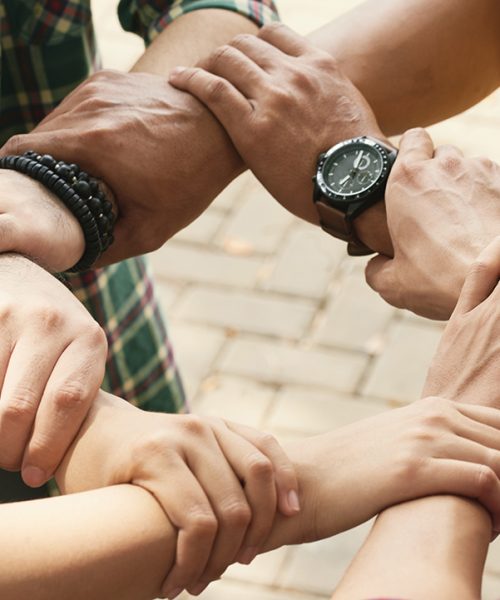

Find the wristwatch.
[{"left": 313, "top": 136, "right": 397, "bottom": 256}]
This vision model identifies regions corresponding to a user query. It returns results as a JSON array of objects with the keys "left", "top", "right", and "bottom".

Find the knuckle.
[
  {"left": 86, "top": 320, "right": 108, "bottom": 352},
  {"left": 205, "top": 78, "right": 231, "bottom": 102},
  {"left": 189, "top": 511, "right": 218, "bottom": 538},
  {"left": 3, "top": 134, "right": 25, "bottom": 155},
  {"left": 52, "top": 382, "right": 90, "bottom": 412},
  {"left": 230, "top": 33, "right": 255, "bottom": 48},
  {"left": 182, "top": 414, "right": 209, "bottom": 437},
  {"left": 313, "top": 51, "right": 339, "bottom": 72},
  {"left": 392, "top": 158, "right": 419, "bottom": 183},
  {"left": 33, "top": 304, "right": 63, "bottom": 331},
  {"left": 221, "top": 500, "right": 251, "bottom": 528},
  {"left": 247, "top": 454, "right": 274, "bottom": 481},
  {"left": 210, "top": 44, "right": 234, "bottom": 66},
  {"left": 1, "top": 391, "right": 38, "bottom": 424},
  {"left": 437, "top": 154, "right": 462, "bottom": 172},
  {"left": 469, "top": 257, "right": 496, "bottom": 278}
]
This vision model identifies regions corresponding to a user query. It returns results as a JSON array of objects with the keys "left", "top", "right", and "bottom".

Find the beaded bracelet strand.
[{"left": 0, "top": 152, "right": 116, "bottom": 272}]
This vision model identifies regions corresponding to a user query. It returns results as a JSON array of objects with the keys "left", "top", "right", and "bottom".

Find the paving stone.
[
  {"left": 168, "top": 321, "right": 226, "bottom": 401},
  {"left": 278, "top": 522, "right": 373, "bottom": 595},
  {"left": 260, "top": 223, "right": 345, "bottom": 299},
  {"left": 218, "top": 337, "right": 368, "bottom": 393},
  {"left": 314, "top": 272, "right": 396, "bottom": 353},
  {"left": 150, "top": 243, "right": 262, "bottom": 288},
  {"left": 216, "top": 178, "right": 293, "bottom": 255},
  {"left": 361, "top": 320, "right": 443, "bottom": 403},
  {"left": 192, "top": 375, "right": 275, "bottom": 429},
  {"left": 224, "top": 547, "right": 291, "bottom": 587},
  {"left": 266, "top": 387, "right": 386, "bottom": 435},
  {"left": 175, "top": 210, "right": 224, "bottom": 244},
  {"left": 184, "top": 579, "right": 327, "bottom": 600},
  {"left": 210, "top": 172, "right": 253, "bottom": 213},
  {"left": 154, "top": 279, "right": 184, "bottom": 313},
  {"left": 482, "top": 573, "right": 500, "bottom": 600},
  {"left": 486, "top": 536, "right": 500, "bottom": 577},
  {"left": 175, "top": 287, "right": 317, "bottom": 339}
]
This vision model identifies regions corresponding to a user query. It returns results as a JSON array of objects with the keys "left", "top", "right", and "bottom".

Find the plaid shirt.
[{"left": 0, "top": 0, "right": 278, "bottom": 414}]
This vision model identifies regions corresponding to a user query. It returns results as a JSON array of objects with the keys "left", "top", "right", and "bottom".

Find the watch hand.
[
  {"left": 339, "top": 175, "right": 351, "bottom": 186},
  {"left": 353, "top": 150, "right": 363, "bottom": 169}
]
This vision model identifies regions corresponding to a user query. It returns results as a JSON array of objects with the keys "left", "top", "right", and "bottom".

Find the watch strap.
[{"left": 315, "top": 200, "right": 374, "bottom": 256}]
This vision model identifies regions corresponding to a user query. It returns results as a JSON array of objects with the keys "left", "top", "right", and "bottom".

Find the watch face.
[{"left": 321, "top": 142, "right": 385, "bottom": 198}]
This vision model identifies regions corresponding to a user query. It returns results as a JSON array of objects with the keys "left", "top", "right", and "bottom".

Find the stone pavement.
[{"left": 92, "top": 1, "right": 500, "bottom": 598}]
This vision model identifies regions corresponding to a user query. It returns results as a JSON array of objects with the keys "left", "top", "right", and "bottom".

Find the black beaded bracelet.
[{"left": 0, "top": 151, "right": 116, "bottom": 271}]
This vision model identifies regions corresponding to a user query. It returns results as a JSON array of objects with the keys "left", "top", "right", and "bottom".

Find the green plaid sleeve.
[{"left": 117, "top": 0, "right": 279, "bottom": 45}]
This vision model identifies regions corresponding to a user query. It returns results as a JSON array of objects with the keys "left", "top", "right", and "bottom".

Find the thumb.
[{"left": 365, "top": 254, "right": 405, "bottom": 309}]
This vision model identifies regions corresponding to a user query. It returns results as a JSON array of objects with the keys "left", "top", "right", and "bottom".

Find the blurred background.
[{"left": 92, "top": 1, "right": 500, "bottom": 598}]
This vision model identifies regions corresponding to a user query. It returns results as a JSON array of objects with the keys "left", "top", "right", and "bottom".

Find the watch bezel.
[{"left": 315, "top": 136, "right": 391, "bottom": 205}]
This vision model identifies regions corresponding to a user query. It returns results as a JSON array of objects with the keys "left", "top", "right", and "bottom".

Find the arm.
[
  {"left": 0, "top": 485, "right": 175, "bottom": 600},
  {"left": 49, "top": 389, "right": 500, "bottom": 598},
  {"left": 308, "top": 0, "right": 500, "bottom": 136},
  {"left": 333, "top": 496, "right": 490, "bottom": 600},
  {"left": 0, "top": 1, "right": 278, "bottom": 265},
  {"left": 334, "top": 237, "right": 500, "bottom": 599}
]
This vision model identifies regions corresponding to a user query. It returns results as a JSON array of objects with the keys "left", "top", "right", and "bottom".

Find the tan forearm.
[
  {"left": 132, "top": 9, "right": 258, "bottom": 76},
  {"left": 0, "top": 485, "right": 174, "bottom": 600},
  {"left": 307, "top": 0, "right": 500, "bottom": 135},
  {"left": 333, "top": 496, "right": 491, "bottom": 600}
]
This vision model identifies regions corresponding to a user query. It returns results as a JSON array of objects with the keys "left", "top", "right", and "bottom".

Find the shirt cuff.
[{"left": 118, "top": 0, "right": 280, "bottom": 45}]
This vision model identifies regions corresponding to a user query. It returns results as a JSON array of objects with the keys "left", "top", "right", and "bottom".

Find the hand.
[
  {"left": 1, "top": 70, "right": 243, "bottom": 266},
  {"left": 56, "top": 392, "right": 300, "bottom": 598},
  {"left": 0, "top": 255, "right": 107, "bottom": 486},
  {"left": 423, "top": 236, "right": 500, "bottom": 406},
  {"left": 0, "top": 170, "right": 84, "bottom": 271},
  {"left": 365, "top": 128, "right": 500, "bottom": 319},
  {"left": 168, "top": 23, "right": 393, "bottom": 254},
  {"left": 294, "top": 396, "right": 500, "bottom": 543}
]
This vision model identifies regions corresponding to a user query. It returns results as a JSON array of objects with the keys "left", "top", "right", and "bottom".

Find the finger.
[
  {"left": 418, "top": 459, "right": 500, "bottom": 530},
  {"left": 185, "top": 429, "right": 251, "bottom": 590},
  {"left": 453, "top": 236, "right": 500, "bottom": 314},
  {"left": 228, "top": 32, "right": 291, "bottom": 70},
  {"left": 169, "top": 67, "right": 252, "bottom": 130},
  {"left": 258, "top": 23, "right": 312, "bottom": 57},
  {"left": 211, "top": 423, "right": 277, "bottom": 565},
  {"left": 365, "top": 255, "right": 405, "bottom": 308},
  {"left": 455, "top": 403, "right": 500, "bottom": 445},
  {"left": 397, "top": 127, "right": 434, "bottom": 163},
  {"left": 225, "top": 421, "right": 300, "bottom": 517},
  {"left": 0, "top": 338, "right": 62, "bottom": 471},
  {"left": 138, "top": 455, "right": 217, "bottom": 599},
  {"left": 21, "top": 334, "right": 106, "bottom": 487},
  {"left": 200, "top": 45, "right": 269, "bottom": 99}
]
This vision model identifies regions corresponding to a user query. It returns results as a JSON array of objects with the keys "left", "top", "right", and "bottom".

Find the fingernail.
[
  {"left": 22, "top": 466, "right": 47, "bottom": 488},
  {"left": 238, "top": 546, "right": 258, "bottom": 565},
  {"left": 165, "top": 588, "right": 182, "bottom": 600},
  {"left": 190, "top": 583, "right": 208, "bottom": 596},
  {"left": 287, "top": 489, "right": 301, "bottom": 513}
]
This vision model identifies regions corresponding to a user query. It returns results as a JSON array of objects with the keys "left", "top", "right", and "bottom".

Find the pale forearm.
[
  {"left": 333, "top": 496, "right": 490, "bottom": 600},
  {"left": 307, "top": 0, "right": 500, "bottom": 135},
  {"left": 0, "top": 485, "right": 174, "bottom": 600}
]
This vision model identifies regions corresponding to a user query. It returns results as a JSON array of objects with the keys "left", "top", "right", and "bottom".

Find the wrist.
[{"left": 0, "top": 170, "right": 84, "bottom": 271}]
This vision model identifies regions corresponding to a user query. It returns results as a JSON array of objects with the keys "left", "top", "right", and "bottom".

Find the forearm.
[
  {"left": 0, "top": 485, "right": 174, "bottom": 600},
  {"left": 332, "top": 496, "right": 490, "bottom": 600},
  {"left": 133, "top": 9, "right": 258, "bottom": 75},
  {"left": 307, "top": 0, "right": 500, "bottom": 135}
]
